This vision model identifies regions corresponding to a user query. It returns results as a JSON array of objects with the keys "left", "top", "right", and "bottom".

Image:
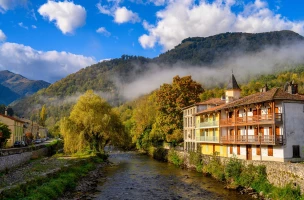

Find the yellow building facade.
[
  {"left": 195, "top": 109, "right": 227, "bottom": 157},
  {"left": 0, "top": 114, "right": 24, "bottom": 147}
]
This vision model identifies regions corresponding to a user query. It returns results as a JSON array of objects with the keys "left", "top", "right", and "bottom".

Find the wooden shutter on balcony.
[
  {"left": 275, "top": 107, "right": 279, "bottom": 113},
  {"left": 275, "top": 126, "right": 280, "bottom": 136},
  {"left": 256, "top": 145, "right": 261, "bottom": 155},
  {"left": 230, "top": 145, "right": 233, "bottom": 154},
  {"left": 237, "top": 145, "right": 240, "bottom": 155},
  {"left": 268, "top": 145, "right": 273, "bottom": 156}
]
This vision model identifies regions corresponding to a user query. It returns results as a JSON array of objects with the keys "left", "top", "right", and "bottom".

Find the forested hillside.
[
  {"left": 155, "top": 30, "right": 303, "bottom": 65},
  {"left": 11, "top": 30, "right": 304, "bottom": 135}
]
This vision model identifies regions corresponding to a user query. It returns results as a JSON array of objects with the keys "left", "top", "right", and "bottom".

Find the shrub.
[
  {"left": 203, "top": 155, "right": 225, "bottom": 181},
  {"left": 153, "top": 147, "right": 168, "bottom": 161},
  {"left": 168, "top": 149, "right": 184, "bottom": 167},
  {"left": 225, "top": 155, "right": 243, "bottom": 182},
  {"left": 189, "top": 150, "right": 203, "bottom": 172},
  {"left": 271, "top": 183, "right": 302, "bottom": 200}
]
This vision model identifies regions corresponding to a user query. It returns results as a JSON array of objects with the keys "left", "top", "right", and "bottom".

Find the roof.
[
  {"left": 181, "top": 98, "right": 225, "bottom": 110},
  {"left": 227, "top": 73, "right": 241, "bottom": 90},
  {"left": 195, "top": 87, "right": 304, "bottom": 115},
  {"left": 200, "top": 98, "right": 225, "bottom": 105},
  {"left": 0, "top": 114, "right": 25, "bottom": 123},
  {"left": 195, "top": 104, "right": 226, "bottom": 115},
  {"left": 221, "top": 87, "right": 304, "bottom": 109}
]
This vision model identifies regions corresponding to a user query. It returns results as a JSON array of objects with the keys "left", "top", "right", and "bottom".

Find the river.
[{"left": 93, "top": 151, "right": 251, "bottom": 200}]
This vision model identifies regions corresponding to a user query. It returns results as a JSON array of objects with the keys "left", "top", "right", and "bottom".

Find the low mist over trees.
[{"left": 118, "top": 75, "right": 204, "bottom": 151}]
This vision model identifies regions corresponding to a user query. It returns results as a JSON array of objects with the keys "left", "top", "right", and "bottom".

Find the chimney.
[
  {"left": 260, "top": 84, "right": 269, "bottom": 92},
  {"left": 5, "top": 107, "right": 7, "bottom": 116},
  {"left": 285, "top": 81, "right": 298, "bottom": 94}
]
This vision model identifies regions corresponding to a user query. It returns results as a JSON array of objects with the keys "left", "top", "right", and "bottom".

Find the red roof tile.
[{"left": 0, "top": 114, "right": 25, "bottom": 123}]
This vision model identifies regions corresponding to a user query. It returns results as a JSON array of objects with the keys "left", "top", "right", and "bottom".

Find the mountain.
[
  {"left": 0, "top": 84, "right": 20, "bottom": 105},
  {"left": 154, "top": 30, "right": 303, "bottom": 65},
  {"left": 0, "top": 70, "right": 50, "bottom": 105},
  {"left": 11, "top": 30, "right": 304, "bottom": 121}
]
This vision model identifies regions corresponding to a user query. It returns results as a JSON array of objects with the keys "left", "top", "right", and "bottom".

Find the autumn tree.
[
  {"left": 61, "top": 90, "right": 128, "bottom": 154},
  {"left": 130, "top": 92, "right": 160, "bottom": 150},
  {"left": 0, "top": 123, "right": 11, "bottom": 148},
  {"left": 39, "top": 105, "right": 47, "bottom": 127},
  {"left": 155, "top": 76, "right": 204, "bottom": 144}
]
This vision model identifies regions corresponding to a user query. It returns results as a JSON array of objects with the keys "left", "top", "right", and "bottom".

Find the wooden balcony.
[
  {"left": 220, "top": 113, "right": 282, "bottom": 126},
  {"left": 196, "top": 136, "right": 219, "bottom": 143},
  {"left": 220, "top": 135, "right": 284, "bottom": 145},
  {"left": 199, "top": 121, "right": 219, "bottom": 128}
]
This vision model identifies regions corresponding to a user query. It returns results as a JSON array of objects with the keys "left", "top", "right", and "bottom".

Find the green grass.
[{"left": 1, "top": 156, "right": 102, "bottom": 200}]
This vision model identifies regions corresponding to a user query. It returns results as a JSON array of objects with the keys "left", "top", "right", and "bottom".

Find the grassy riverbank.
[
  {"left": 165, "top": 149, "right": 304, "bottom": 200},
  {"left": 0, "top": 152, "right": 107, "bottom": 200}
]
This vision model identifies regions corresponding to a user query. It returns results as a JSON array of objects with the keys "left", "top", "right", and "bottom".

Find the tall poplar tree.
[{"left": 39, "top": 105, "right": 47, "bottom": 127}]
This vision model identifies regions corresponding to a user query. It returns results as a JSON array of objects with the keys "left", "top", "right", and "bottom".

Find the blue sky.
[{"left": 0, "top": 0, "right": 304, "bottom": 83}]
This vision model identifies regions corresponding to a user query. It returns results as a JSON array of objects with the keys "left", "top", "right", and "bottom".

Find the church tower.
[{"left": 225, "top": 73, "right": 241, "bottom": 103}]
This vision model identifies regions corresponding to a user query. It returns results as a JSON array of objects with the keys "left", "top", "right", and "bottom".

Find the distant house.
[
  {"left": 183, "top": 74, "right": 304, "bottom": 162},
  {"left": 22, "top": 119, "right": 48, "bottom": 139},
  {"left": 0, "top": 114, "right": 25, "bottom": 147}
]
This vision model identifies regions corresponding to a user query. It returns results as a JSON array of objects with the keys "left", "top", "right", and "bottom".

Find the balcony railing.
[
  {"left": 220, "top": 113, "right": 282, "bottom": 126},
  {"left": 199, "top": 121, "right": 219, "bottom": 128},
  {"left": 196, "top": 136, "right": 219, "bottom": 142},
  {"left": 221, "top": 135, "right": 284, "bottom": 145}
]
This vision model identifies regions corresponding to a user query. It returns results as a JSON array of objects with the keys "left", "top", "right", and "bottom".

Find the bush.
[
  {"left": 271, "top": 183, "right": 302, "bottom": 200},
  {"left": 225, "top": 155, "right": 243, "bottom": 182},
  {"left": 153, "top": 147, "right": 168, "bottom": 161},
  {"left": 203, "top": 155, "right": 225, "bottom": 181},
  {"left": 189, "top": 150, "right": 203, "bottom": 172},
  {"left": 168, "top": 149, "right": 184, "bottom": 167}
]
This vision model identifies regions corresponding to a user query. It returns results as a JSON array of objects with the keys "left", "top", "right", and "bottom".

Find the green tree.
[
  {"left": 130, "top": 92, "right": 161, "bottom": 149},
  {"left": 39, "top": 105, "right": 47, "bottom": 127},
  {"left": 0, "top": 123, "right": 11, "bottom": 148},
  {"left": 60, "top": 90, "right": 127, "bottom": 154},
  {"left": 155, "top": 75, "right": 204, "bottom": 143}
]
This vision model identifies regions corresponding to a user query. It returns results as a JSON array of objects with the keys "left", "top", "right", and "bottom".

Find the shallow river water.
[{"left": 93, "top": 152, "right": 251, "bottom": 200}]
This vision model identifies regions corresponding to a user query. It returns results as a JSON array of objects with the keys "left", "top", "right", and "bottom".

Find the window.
[
  {"left": 293, "top": 145, "right": 300, "bottom": 158},
  {"left": 256, "top": 145, "right": 261, "bottom": 155},
  {"left": 230, "top": 145, "right": 233, "bottom": 154},
  {"left": 268, "top": 145, "right": 273, "bottom": 156},
  {"left": 237, "top": 145, "right": 240, "bottom": 155}
]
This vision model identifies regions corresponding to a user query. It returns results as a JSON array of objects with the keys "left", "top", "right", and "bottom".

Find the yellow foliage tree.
[{"left": 61, "top": 90, "right": 126, "bottom": 154}]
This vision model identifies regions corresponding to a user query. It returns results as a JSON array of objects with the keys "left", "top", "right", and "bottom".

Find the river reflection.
[{"left": 93, "top": 152, "right": 251, "bottom": 200}]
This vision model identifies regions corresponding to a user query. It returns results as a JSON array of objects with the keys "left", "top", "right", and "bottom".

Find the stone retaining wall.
[
  {"left": 0, "top": 147, "right": 49, "bottom": 172},
  {"left": 176, "top": 151, "right": 304, "bottom": 193}
]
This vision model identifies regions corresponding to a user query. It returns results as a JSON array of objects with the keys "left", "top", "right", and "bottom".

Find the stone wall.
[
  {"left": 247, "top": 160, "right": 304, "bottom": 193},
  {"left": 0, "top": 147, "right": 49, "bottom": 172},
  {"left": 176, "top": 151, "right": 304, "bottom": 193}
]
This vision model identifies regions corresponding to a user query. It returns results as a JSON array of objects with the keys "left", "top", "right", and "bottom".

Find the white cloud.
[
  {"left": 0, "top": 0, "right": 27, "bottom": 13},
  {"left": 139, "top": 0, "right": 304, "bottom": 50},
  {"left": 0, "top": 42, "right": 96, "bottom": 83},
  {"left": 0, "top": 29, "right": 6, "bottom": 41},
  {"left": 97, "top": 3, "right": 140, "bottom": 24},
  {"left": 96, "top": 27, "right": 111, "bottom": 37},
  {"left": 114, "top": 6, "right": 140, "bottom": 23},
  {"left": 96, "top": 3, "right": 111, "bottom": 15},
  {"left": 38, "top": 1, "right": 86, "bottom": 34},
  {"left": 32, "top": 25, "right": 37, "bottom": 29},
  {"left": 18, "top": 22, "right": 28, "bottom": 29},
  {"left": 149, "top": 0, "right": 166, "bottom": 6}
]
